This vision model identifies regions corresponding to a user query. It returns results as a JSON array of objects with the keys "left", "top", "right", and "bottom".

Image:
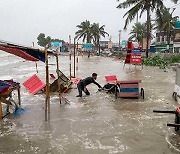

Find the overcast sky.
[{"left": 0, "top": 0, "right": 179, "bottom": 47}]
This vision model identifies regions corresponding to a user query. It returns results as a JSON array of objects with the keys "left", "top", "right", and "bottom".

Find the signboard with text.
[
  {"left": 130, "top": 54, "right": 142, "bottom": 64},
  {"left": 83, "top": 43, "right": 93, "bottom": 50},
  {"left": 51, "top": 42, "right": 62, "bottom": 47}
]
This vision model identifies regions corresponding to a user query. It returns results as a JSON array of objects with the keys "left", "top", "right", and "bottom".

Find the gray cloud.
[{"left": 0, "top": 0, "right": 179, "bottom": 46}]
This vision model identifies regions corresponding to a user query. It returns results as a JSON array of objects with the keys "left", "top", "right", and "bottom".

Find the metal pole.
[
  {"left": 55, "top": 51, "right": 62, "bottom": 104},
  {"left": 119, "top": 30, "right": 121, "bottom": 50},
  {"left": 0, "top": 101, "right": 2, "bottom": 120},
  {"left": 73, "top": 38, "right": 76, "bottom": 78},
  {"left": 76, "top": 42, "right": 79, "bottom": 72},
  {"left": 17, "top": 87, "right": 21, "bottom": 106},
  {"left": 69, "top": 35, "right": 72, "bottom": 80},
  {"left": 45, "top": 47, "right": 50, "bottom": 121}
]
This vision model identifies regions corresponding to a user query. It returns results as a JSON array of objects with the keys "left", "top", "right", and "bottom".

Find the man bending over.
[{"left": 76, "top": 73, "right": 102, "bottom": 97}]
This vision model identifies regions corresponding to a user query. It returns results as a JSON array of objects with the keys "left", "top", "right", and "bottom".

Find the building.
[
  {"left": 155, "top": 31, "right": 174, "bottom": 52},
  {"left": 174, "top": 28, "right": 180, "bottom": 53},
  {"left": 155, "top": 21, "right": 180, "bottom": 53}
]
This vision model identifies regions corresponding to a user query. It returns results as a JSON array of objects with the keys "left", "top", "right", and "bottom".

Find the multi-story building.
[
  {"left": 155, "top": 21, "right": 180, "bottom": 53},
  {"left": 155, "top": 31, "right": 174, "bottom": 52}
]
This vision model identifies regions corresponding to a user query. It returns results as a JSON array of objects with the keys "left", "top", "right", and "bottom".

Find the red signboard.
[{"left": 130, "top": 54, "right": 142, "bottom": 64}]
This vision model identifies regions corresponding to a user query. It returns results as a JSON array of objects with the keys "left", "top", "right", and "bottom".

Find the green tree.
[
  {"left": 75, "top": 20, "right": 92, "bottom": 43},
  {"left": 117, "top": 0, "right": 165, "bottom": 58},
  {"left": 129, "top": 22, "right": 146, "bottom": 44},
  {"left": 155, "top": 7, "right": 179, "bottom": 47},
  {"left": 91, "top": 23, "right": 109, "bottom": 50},
  {"left": 37, "top": 33, "right": 65, "bottom": 48},
  {"left": 37, "top": 33, "right": 51, "bottom": 47}
]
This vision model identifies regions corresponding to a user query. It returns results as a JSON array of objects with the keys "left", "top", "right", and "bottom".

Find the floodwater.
[{"left": 0, "top": 52, "right": 179, "bottom": 154}]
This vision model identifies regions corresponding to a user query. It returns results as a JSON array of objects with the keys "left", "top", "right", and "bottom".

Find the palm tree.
[
  {"left": 129, "top": 22, "right": 146, "bottom": 43},
  {"left": 75, "top": 20, "right": 92, "bottom": 43},
  {"left": 155, "top": 7, "right": 179, "bottom": 48},
  {"left": 117, "top": 0, "right": 165, "bottom": 58},
  {"left": 91, "top": 23, "right": 109, "bottom": 51}
]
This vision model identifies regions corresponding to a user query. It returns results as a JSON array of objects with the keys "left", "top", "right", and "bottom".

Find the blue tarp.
[{"left": 0, "top": 80, "right": 19, "bottom": 93}]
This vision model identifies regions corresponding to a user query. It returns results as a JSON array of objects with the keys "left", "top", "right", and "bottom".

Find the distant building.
[
  {"left": 99, "top": 41, "right": 109, "bottom": 49},
  {"left": 174, "top": 28, "right": 180, "bottom": 53},
  {"left": 155, "top": 24, "right": 180, "bottom": 53},
  {"left": 155, "top": 31, "right": 174, "bottom": 52},
  {"left": 99, "top": 40, "right": 113, "bottom": 51}
]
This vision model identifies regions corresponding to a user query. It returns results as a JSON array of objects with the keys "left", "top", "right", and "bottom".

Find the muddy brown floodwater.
[{"left": 0, "top": 52, "right": 180, "bottom": 154}]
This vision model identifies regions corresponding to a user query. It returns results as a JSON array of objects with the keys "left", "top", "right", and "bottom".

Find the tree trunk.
[
  {"left": 98, "top": 39, "right": 100, "bottom": 55},
  {"left": 146, "top": 6, "right": 151, "bottom": 58}
]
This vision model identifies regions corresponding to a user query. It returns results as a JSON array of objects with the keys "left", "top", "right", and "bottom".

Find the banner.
[
  {"left": 83, "top": 43, "right": 93, "bottom": 50},
  {"left": 130, "top": 54, "right": 142, "bottom": 64}
]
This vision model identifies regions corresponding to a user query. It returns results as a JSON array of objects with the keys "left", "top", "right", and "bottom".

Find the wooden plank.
[
  {"left": 117, "top": 80, "right": 141, "bottom": 84},
  {"left": 118, "top": 92, "right": 139, "bottom": 98},
  {"left": 120, "top": 83, "right": 139, "bottom": 88}
]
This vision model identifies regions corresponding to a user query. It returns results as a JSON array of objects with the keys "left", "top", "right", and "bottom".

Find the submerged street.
[{"left": 0, "top": 52, "right": 179, "bottom": 154}]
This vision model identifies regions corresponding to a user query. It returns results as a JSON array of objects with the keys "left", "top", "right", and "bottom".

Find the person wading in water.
[{"left": 76, "top": 73, "right": 102, "bottom": 97}]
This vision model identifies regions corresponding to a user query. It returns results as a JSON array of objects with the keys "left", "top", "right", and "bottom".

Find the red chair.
[
  {"left": 105, "top": 75, "right": 117, "bottom": 83},
  {"left": 23, "top": 74, "right": 46, "bottom": 95}
]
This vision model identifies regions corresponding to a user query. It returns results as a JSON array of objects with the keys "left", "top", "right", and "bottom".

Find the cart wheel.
[
  {"left": 8, "top": 99, "right": 18, "bottom": 114},
  {"left": 175, "top": 113, "right": 180, "bottom": 132},
  {"left": 141, "top": 88, "right": 145, "bottom": 99},
  {"left": 173, "top": 92, "right": 177, "bottom": 101}
]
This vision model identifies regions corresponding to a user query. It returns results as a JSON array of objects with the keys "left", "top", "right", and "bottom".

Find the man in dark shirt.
[{"left": 76, "top": 73, "right": 102, "bottom": 97}]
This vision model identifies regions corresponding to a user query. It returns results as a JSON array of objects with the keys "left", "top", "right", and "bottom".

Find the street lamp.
[{"left": 119, "top": 30, "right": 121, "bottom": 50}]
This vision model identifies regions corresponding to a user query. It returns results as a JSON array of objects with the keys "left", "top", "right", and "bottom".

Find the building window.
[
  {"left": 156, "top": 36, "right": 160, "bottom": 43},
  {"left": 162, "top": 36, "right": 164, "bottom": 42},
  {"left": 174, "top": 47, "right": 180, "bottom": 53}
]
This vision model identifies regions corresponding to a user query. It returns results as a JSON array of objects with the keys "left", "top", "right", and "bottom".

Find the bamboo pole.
[
  {"left": 69, "top": 35, "right": 72, "bottom": 80},
  {"left": 0, "top": 101, "right": 2, "bottom": 120},
  {"left": 73, "top": 38, "right": 76, "bottom": 78},
  {"left": 69, "top": 53, "right": 72, "bottom": 80},
  {"left": 45, "top": 47, "right": 50, "bottom": 121},
  {"left": 76, "top": 42, "right": 79, "bottom": 76},
  {"left": 55, "top": 51, "right": 62, "bottom": 104}
]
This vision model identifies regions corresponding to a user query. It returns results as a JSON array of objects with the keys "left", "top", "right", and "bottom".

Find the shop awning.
[{"left": 0, "top": 40, "right": 45, "bottom": 62}]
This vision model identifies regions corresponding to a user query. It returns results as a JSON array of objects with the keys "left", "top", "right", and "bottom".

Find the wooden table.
[{"left": 0, "top": 84, "right": 21, "bottom": 119}]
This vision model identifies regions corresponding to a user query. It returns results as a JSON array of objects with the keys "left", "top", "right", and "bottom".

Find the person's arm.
[{"left": 92, "top": 79, "right": 102, "bottom": 88}]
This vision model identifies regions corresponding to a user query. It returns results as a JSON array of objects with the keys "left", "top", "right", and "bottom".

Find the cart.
[
  {"left": 103, "top": 76, "right": 144, "bottom": 99},
  {"left": 115, "top": 80, "right": 144, "bottom": 99},
  {"left": 173, "top": 68, "right": 180, "bottom": 102}
]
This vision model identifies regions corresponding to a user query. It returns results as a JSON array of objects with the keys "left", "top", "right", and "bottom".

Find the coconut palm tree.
[
  {"left": 129, "top": 22, "right": 146, "bottom": 43},
  {"left": 75, "top": 20, "right": 92, "bottom": 43},
  {"left": 117, "top": 0, "right": 165, "bottom": 58},
  {"left": 91, "top": 23, "right": 109, "bottom": 50},
  {"left": 156, "top": 7, "right": 179, "bottom": 48}
]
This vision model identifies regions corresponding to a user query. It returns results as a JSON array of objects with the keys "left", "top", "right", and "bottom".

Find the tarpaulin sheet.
[
  {"left": 0, "top": 46, "right": 39, "bottom": 62},
  {"left": 0, "top": 80, "right": 19, "bottom": 94},
  {"left": 0, "top": 43, "right": 45, "bottom": 62}
]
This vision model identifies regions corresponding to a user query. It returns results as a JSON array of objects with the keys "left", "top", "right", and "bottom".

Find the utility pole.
[
  {"left": 69, "top": 35, "right": 72, "bottom": 80},
  {"left": 119, "top": 30, "right": 121, "bottom": 51},
  {"left": 73, "top": 38, "right": 76, "bottom": 78}
]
